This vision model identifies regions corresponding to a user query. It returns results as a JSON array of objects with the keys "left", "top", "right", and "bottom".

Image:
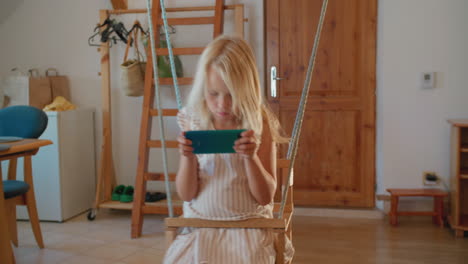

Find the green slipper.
[
  {"left": 111, "top": 185, "right": 125, "bottom": 201},
  {"left": 120, "top": 186, "right": 134, "bottom": 203}
]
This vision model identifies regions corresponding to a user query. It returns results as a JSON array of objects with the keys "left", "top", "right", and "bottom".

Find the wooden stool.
[{"left": 386, "top": 188, "right": 448, "bottom": 227}]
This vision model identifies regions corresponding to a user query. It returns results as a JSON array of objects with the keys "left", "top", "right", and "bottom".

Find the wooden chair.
[
  {"left": 165, "top": 159, "right": 294, "bottom": 264},
  {"left": 0, "top": 105, "right": 48, "bottom": 248},
  {"left": 0, "top": 179, "right": 15, "bottom": 264}
]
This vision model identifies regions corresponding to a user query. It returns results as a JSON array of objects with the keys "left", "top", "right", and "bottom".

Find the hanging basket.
[
  {"left": 121, "top": 22, "right": 146, "bottom": 97},
  {"left": 121, "top": 59, "right": 146, "bottom": 96}
]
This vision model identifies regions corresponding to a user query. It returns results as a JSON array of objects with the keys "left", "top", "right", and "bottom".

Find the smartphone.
[{"left": 185, "top": 129, "right": 246, "bottom": 154}]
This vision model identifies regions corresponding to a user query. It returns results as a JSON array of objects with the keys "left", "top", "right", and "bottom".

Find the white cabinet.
[{"left": 1, "top": 109, "right": 96, "bottom": 222}]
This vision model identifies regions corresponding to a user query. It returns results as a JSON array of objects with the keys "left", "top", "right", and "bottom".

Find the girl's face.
[{"left": 205, "top": 66, "right": 235, "bottom": 125}]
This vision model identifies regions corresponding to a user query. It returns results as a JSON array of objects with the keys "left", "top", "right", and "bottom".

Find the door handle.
[{"left": 270, "top": 66, "right": 285, "bottom": 98}]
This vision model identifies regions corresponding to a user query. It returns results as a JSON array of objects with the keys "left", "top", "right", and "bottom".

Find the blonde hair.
[{"left": 186, "top": 35, "right": 288, "bottom": 143}]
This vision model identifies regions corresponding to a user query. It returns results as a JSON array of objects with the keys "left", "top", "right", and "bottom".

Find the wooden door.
[{"left": 265, "top": 0, "right": 377, "bottom": 207}]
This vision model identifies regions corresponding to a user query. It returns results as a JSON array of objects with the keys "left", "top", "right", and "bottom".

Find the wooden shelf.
[
  {"left": 448, "top": 215, "right": 468, "bottom": 229},
  {"left": 449, "top": 122, "right": 468, "bottom": 237},
  {"left": 461, "top": 144, "right": 468, "bottom": 152},
  {"left": 460, "top": 168, "right": 468, "bottom": 179},
  {"left": 99, "top": 200, "right": 132, "bottom": 210},
  {"left": 461, "top": 215, "right": 468, "bottom": 226}
]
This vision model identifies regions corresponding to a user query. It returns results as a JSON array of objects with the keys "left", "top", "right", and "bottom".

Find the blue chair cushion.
[
  {"left": 0, "top": 105, "right": 48, "bottom": 138},
  {"left": 3, "top": 180, "right": 30, "bottom": 199}
]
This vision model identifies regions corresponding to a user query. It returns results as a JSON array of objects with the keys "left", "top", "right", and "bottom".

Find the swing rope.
[
  {"left": 159, "top": 0, "right": 183, "bottom": 110},
  {"left": 145, "top": 0, "right": 175, "bottom": 217},
  {"left": 279, "top": 0, "right": 328, "bottom": 218}
]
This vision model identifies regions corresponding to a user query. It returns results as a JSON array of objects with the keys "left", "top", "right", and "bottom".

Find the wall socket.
[{"left": 423, "top": 171, "right": 439, "bottom": 186}]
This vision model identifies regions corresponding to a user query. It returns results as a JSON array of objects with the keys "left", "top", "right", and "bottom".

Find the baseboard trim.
[{"left": 294, "top": 207, "right": 385, "bottom": 219}]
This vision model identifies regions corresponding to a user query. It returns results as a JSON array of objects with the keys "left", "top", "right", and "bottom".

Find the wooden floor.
[
  {"left": 293, "top": 215, "right": 468, "bottom": 264},
  {"left": 10, "top": 211, "right": 468, "bottom": 263}
]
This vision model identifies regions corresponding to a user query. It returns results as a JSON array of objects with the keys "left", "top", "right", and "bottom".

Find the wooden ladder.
[{"left": 131, "top": 0, "right": 226, "bottom": 238}]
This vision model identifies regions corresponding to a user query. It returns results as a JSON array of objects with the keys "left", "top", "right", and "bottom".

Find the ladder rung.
[
  {"left": 107, "top": 5, "right": 242, "bottom": 14},
  {"left": 149, "top": 109, "right": 179, "bottom": 116},
  {"left": 156, "top": 47, "right": 204, "bottom": 56},
  {"left": 147, "top": 140, "right": 179, "bottom": 148},
  {"left": 277, "top": 159, "right": 291, "bottom": 169},
  {"left": 158, "top": 77, "right": 193, "bottom": 85},
  {"left": 165, "top": 5, "right": 240, "bottom": 12},
  {"left": 158, "top": 17, "right": 215, "bottom": 26},
  {"left": 145, "top": 172, "right": 177, "bottom": 181},
  {"left": 143, "top": 203, "right": 183, "bottom": 215}
]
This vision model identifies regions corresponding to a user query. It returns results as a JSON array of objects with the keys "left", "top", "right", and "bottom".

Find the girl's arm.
[
  {"left": 175, "top": 132, "right": 199, "bottom": 201},
  {"left": 235, "top": 123, "right": 277, "bottom": 206}
]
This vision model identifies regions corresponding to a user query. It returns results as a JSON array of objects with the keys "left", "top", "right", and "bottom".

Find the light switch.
[{"left": 421, "top": 72, "right": 435, "bottom": 89}]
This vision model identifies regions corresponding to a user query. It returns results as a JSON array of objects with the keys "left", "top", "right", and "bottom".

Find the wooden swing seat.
[{"left": 165, "top": 159, "right": 294, "bottom": 264}]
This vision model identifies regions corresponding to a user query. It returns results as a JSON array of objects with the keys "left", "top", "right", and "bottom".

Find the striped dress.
[{"left": 163, "top": 108, "right": 293, "bottom": 264}]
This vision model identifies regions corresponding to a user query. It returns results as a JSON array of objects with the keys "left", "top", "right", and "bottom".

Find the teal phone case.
[{"left": 185, "top": 129, "right": 246, "bottom": 154}]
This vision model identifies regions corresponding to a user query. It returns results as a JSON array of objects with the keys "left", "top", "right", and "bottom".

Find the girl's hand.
[
  {"left": 177, "top": 132, "right": 195, "bottom": 158},
  {"left": 234, "top": 130, "right": 258, "bottom": 158}
]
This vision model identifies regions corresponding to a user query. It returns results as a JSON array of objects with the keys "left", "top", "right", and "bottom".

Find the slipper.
[
  {"left": 145, "top": 192, "right": 166, "bottom": 202},
  {"left": 111, "top": 185, "right": 125, "bottom": 201},
  {"left": 152, "top": 192, "right": 166, "bottom": 202},
  {"left": 120, "top": 186, "right": 134, "bottom": 203},
  {"left": 145, "top": 192, "right": 153, "bottom": 202}
]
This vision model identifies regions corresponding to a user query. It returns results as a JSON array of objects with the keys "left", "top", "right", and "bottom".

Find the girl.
[{"left": 164, "top": 35, "right": 293, "bottom": 263}]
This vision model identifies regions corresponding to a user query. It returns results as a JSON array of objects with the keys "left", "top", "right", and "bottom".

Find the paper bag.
[{"left": 46, "top": 68, "right": 71, "bottom": 101}]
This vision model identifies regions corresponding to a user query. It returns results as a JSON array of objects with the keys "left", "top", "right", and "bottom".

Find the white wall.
[
  {"left": 377, "top": 0, "right": 468, "bottom": 210},
  {"left": 0, "top": 0, "right": 262, "bottom": 191},
  {"left": 2, "top": 0, "right": 468, "bottom": 209}
]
